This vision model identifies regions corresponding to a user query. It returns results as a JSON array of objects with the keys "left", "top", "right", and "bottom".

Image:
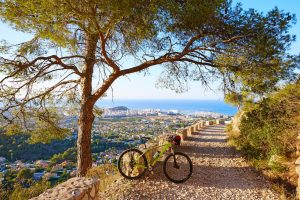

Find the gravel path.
[{"left": 100, "top": 125, "right": 279, "bottom": 200}]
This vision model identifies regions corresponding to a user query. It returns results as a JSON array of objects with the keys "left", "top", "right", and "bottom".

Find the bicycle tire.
[
  {"left": 163, "top": 152, "right": 193, "bottom": 183},
  {"left": 118, "top": 148, "right": 148, "bottom": 179}
]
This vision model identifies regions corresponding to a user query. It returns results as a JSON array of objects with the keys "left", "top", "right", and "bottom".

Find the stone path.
[{"left": 100, "top": 125, "right": 279, "bottom": 200}]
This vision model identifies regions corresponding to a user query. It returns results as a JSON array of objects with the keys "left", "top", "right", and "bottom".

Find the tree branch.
[
  {"left": 91, "top": 33, "right": 250, "bottom": 104},
  {"left": 99, "top": 33, "right": 120, "bottom": 72}
]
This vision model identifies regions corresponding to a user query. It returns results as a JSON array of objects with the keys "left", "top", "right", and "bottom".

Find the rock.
[{"left": 30, "top": 177, "right": 99, "bottom": 200}]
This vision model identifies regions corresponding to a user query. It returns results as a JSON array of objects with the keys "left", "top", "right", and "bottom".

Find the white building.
[{"left": 0, "top": 157, "right": 6, "bottom": 164}]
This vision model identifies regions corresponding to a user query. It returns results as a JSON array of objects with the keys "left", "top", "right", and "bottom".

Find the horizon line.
[{"left": 99, "top": 98, "right": 225, "bottom": 101}]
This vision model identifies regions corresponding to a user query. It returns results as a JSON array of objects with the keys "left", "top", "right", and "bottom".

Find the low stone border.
[
  {"left": 178, "top": 119, "right": 222, "bottom": 140},
  {"left": 216, "top": 119, "right": 225, "bottom": 125},
  {"left": 205, "top": 120, "right": 214, "bottom": 126},
  {"left": 176, "top": 129, "right": 188, "bottom": 140},
  {"left": 30, "top": 177, "right": 99, "bottom": 200},
  {"left": 137, "top": 118, "right": 223, "bottom": 164}
]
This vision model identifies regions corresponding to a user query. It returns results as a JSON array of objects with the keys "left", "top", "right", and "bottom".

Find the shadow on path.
[
  {"left": 144, "top": 162, "right": 267, "bottom": 190},
  {"left": 176, "top": 145, "right": 237, "bottom": 158},
  {"left": 120, "top": 125, "right": 279, "bottom": 200},
  {"left": 192, "top": 133, "right": 226, "bottom": 137},
  {"left": 101, "top": 125, "right": 280, "bottom": 200},
  {"left": 185, "top": 137, "right": 227, "bottom": 143}
]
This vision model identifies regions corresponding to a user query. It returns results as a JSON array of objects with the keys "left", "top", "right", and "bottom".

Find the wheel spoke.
[
  {"left": 118, "top": 149, "right": 148, "bottom": 179},
  {"left": 163, "top": 152, "right": 192, "bottom": 183}
]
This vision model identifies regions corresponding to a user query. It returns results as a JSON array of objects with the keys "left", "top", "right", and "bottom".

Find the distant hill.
[{"left": 108, "top": 106, "right": 129, "bottom": 111}]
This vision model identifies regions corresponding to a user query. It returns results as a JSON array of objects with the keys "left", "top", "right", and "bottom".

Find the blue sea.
[{"left": 96, "top": 99, "right": 237, "bottom": 116}]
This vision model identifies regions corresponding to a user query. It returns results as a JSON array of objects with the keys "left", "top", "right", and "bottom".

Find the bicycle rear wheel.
[
  {"left": 163, "top": 152, "right": 193, "bottom": 183},
  {"left": 118, "top": 149, "right": 148, "bottom": 179}
]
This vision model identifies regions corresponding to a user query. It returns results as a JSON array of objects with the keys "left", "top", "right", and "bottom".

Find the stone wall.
[
  {"left": 176, "top": 128, "right": 187, "bottom": 140},
  {"left": 143, "top": 119, "right": 223, "bottom": 159},
  {"left": 30, "top": 177, "right": 99, "bottom": 200}
]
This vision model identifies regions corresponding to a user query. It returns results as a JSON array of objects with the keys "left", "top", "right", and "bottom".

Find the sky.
[{"left": 0, "top": 1, "right": 300, "bottom": 100}]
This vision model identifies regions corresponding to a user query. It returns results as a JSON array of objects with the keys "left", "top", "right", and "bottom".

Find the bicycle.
[{"left": 117, "top": 135, "right": 193, "bottom": 183}]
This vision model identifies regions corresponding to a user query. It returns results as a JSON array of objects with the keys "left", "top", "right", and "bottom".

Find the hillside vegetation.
[{"left": 227, "top": 81, "right": 300, "bottom": 196}]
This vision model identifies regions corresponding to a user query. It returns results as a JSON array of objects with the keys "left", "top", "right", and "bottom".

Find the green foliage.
[
  {"left": 16, "top": 168, "right": 33, "bottom": 182},
  {"left": 50, "top": 147, "right": 77, "bottom": 164},
  {"left": 27, "top": 106, "right": 72, "bottom": 144},
  {"left": 57, "top": 169, "right": 70, "bottom": 183},
  {"left": 93, "top": 106, "right": 104, "bottom": 118},
  {"left": 227, "top": 82, "right": 300, "bottom": 195},
  {"left": 224, "top": 92, "right": 243, "bottom": 107},
  {"left": 229, "top": 82, "right": 300, "bottom": 168},
  {"left": 0, "top": 0, "right": 161, "bottom": 49},
  {"left": 9, "top": 180, "right": 50, "bottom": 200},
  {"left": 5, "top": 124, "right": 22, "bottom": 136},
  {"left": 1, "top": 169, "right": 51, "bottom": 200},
  {"left": 0, "top": 134, "right": 75, "bottom": 161},
  {"left": 267, "top": 155, "right": 288, "bottom": 173},
  {"left": 0, "top": 0, "right": 298, "bottom": 95},
  {"left": 2, "top": 170, "right": 16, "bottom": 189},
  {"left": 2, "top": 106, "right": 71, "bottom": 144},
  {"left": 28, "top": 120, "right": 71, "bottom": 144}
]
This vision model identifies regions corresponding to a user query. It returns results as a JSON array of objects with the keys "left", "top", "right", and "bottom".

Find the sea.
[{"left": 96, "top": 99, "right": 238, "bottom": 116}]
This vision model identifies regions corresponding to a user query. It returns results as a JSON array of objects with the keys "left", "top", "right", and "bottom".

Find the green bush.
[
  {"left": 227, "top": 82, "right": 300, "bottom": 196},
  {"left": 232, "top": 83, "right": 300, "bottom": 160},
  {"left": 9, "top": 180, "right": 51, "bottom": 200},
  {"left": 16, "top": 168, "right": 33, "bottom": 183},
  {"left": 50, "top": 147, "right": 77, "bottom": 164}
]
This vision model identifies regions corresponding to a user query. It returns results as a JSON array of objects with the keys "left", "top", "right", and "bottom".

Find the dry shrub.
[{"left": 87, "top": 164, "right": 121, "bottom": 193}]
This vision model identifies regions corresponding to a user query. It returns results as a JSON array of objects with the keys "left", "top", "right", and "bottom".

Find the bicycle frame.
[{"left": 135, "top": 141, "right": 173, "bottom": 169}]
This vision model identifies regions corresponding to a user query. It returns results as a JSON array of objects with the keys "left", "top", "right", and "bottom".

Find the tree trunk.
[
  {"left": 77, "top": 99, "right": 94, "bottom": 176},
  {"left": 77, "top": 34, "right": 98, "bottom": 176}
]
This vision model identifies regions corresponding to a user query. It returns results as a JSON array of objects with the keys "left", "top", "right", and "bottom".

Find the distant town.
[{"left": 100, "top": 106, "right": 226, "bottom": 118}]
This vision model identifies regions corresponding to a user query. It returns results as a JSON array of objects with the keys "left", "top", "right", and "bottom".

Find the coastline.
[{"left": 97, "top": 99, "right": 237, "bottom": 116}]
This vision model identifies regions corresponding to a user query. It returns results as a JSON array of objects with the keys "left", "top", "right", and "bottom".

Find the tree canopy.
[
  {"left": 0, "top": 0, "right": 299, "bottom": 175},
  {"left": 0, "top": 0, "right": 298, "bottom": 122}
]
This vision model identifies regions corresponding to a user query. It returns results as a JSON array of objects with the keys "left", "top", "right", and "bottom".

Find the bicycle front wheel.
[
  {"left": 118, "top": 149, "right": 148, "bottom": 179},
  {"left": 163, "top": 152, "right": 193, "bottom": 183}
]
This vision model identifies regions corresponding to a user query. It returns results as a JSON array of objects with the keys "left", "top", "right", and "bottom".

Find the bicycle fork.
[{"left": 171, "top": 149, "right": 180, "bottom": 169}]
